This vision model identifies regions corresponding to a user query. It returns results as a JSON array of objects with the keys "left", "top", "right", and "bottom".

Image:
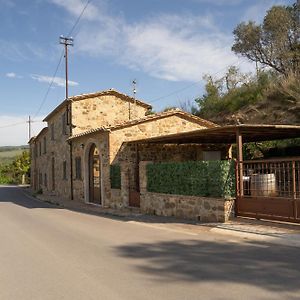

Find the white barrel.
[{"left": 250, "top": 173, "right": 278, "bottom": 197}]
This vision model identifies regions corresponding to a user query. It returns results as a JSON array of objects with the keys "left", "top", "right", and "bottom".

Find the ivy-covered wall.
[
  {"left": 147, "top": 160, "right": 235, "bottom": 198},
  {"left": 110, "top": 164, "right": 121, "bottom": 189}
]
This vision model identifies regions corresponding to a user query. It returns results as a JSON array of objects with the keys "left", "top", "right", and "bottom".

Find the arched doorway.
[{"left": 88, "top": 144, "right": 102, "bottom": 205}]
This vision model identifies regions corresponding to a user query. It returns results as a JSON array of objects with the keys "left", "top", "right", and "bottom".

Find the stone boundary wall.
[{"left": 139, "top": 161, "right": 235, "bottom": 222}]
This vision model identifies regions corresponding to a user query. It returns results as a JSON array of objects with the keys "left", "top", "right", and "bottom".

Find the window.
[
  {"left": 51, "top": 157, "right": 55, "bottom": 191},
  {"left": 62, "top": 112, "right": 67, "bottom": 135},
  {"left": 39, "top": 172, "right": 43, "bottom": 187},
  {"left": 43, "top": 137, "right": 47, "bottom": 154},
  {"left": 75, "top": 157, "right": 82, "bottom": 180},
  {"left": 39, "top": 141, "right": 42, "bottom": 156},
  {"left": 51, "top": 123, "right": 54, "bottom": 140},
  {"left": 63, "top": 161, "right": 67, "bottom": 180},
  {"left": 44, "top": 173, "right": 47, "bottom": 188}
]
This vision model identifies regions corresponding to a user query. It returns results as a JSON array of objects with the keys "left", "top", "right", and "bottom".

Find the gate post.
[
  {"left": 236, "top": 128, "right": 244, "bottom": 197},
  {"left": 292, "top": 160, "right": 297, "bottom": 220}
]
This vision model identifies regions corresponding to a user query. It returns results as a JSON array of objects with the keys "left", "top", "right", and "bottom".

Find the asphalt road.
[{"left": 1, "top": 185, "right": 300, "bottom": 300}]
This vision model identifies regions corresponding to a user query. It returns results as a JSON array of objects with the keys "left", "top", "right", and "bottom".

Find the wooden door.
[{"left": 89, "top": 144, "right": 101, "bottom": 205}]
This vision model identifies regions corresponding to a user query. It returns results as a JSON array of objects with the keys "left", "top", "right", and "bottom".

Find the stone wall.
[
  {"left": 71, "top": 132, "right": 111, "bottom": 206},
  {"left": 139, "top": 161, "right": 235, "bottom": 222},
  {"left": 30, "top": 129, "right": 49, "bottom": 193},
  {"left": 110, "top": 114, "right": 209, "bottom": 163},
  {"left": 31, "top": 92, "right": 148, "bottom": 201},
  {"left": 72, "top": 95, "right": 148, "bottom": 135},
  {"left": 30, "top": 105, "right": 71, "bottom": 200}
]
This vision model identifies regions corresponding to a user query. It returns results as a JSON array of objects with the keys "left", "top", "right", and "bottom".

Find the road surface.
[{"left": 0, "top": 185, "right": 299, "bottom": 300}]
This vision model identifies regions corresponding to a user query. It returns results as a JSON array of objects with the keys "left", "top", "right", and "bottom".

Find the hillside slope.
[{"left": 210, "top": 100, "right": 300, "bottom": 126}]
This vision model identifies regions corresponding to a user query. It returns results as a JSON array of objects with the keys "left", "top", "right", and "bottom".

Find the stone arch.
[{"left": 83, "top": 138, "right": 104, "bottom": 205}]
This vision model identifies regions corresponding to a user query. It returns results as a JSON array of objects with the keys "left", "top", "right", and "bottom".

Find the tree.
[
  {"left": 194, "top": 66, "right": 254, "bottom": 118},
  {"left": 232, "top": 2, "right": 300, "bottom": 76},
  {"left": 0, "top": 151, "right": 30, "bottom": 184}
]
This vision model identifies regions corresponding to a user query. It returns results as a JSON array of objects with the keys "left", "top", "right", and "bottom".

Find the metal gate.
[{"left": 236, "top": 158, "right": 300, "bottom": 223}]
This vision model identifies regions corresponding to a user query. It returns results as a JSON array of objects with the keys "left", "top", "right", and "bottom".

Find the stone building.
[{"left": 30, "top": 89, "right": 232, "bottom": 221}]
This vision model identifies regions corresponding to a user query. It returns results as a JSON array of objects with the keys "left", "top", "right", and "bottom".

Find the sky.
[{"left": 0, "top": 0, "right": 294, "bottom": 146}]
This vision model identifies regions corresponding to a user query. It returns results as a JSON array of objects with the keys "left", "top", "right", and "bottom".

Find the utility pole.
[
  {"left": 59, "top": 36, "right": 74, "bottom": 101},
  {"left": 59, "top": 35, "right": 74, "bottom": 201},
  {"left": 27, "top": 115, "right": 32, "bottom": 140}
]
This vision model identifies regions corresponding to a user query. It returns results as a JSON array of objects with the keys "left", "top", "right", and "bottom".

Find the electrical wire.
[
  {"left": 148, "top": 58, "right": 245, "bottom": 104},
  {"left": 32, "top": 0, "right": 93, "bottom": 118},
  {"left": 33, "top": 50, "right": 64, "bottom": 118},
  {"left": 67, "top": 0, "right": 92, "bottom": 37},
  {"left": 0, "top": 121, "right": 27, "bottom": 129},
  {"left": 0, "top": 119, "right": 44, "bottom": 130}
]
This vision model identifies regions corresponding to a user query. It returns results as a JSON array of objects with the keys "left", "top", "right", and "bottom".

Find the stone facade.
[
  {"left": 139, "top": 161, "right": 235, "bottom": 222},
  {"left": 72, "top": 94, "right": 149, "bottom": 135},
  {"left": 140, "top": 193, "right": 235, "bottom": 222},
  {"left": 30, "top": 90, "right": 151, "bottom": 200},
  {"left": 70, "top": 111, "right": 224, "bottom": 208},
  {"left": 30, "top": 88, "right": 233, "bottom": 222}
]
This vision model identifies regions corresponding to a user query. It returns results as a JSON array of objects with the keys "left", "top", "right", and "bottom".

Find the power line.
[
  {"left": 0, "top": 119, "right": 44, "bottom": 130},
  {"left": 67, "top": 0, "right": 92, "bottom": 37},
  {"left": 148, "top": 58, "right": 245, "bottom": 104},
  {"left": 0, "top": 121, "right": 26, "bottom": 129},
  {"left": 33, "top": 50, "right": 64, "bottom": 118},
  {"left": 32, "top": 0, "right": 93, "bottom": 118}
]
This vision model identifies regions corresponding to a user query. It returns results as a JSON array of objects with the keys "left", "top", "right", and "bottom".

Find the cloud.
[
  {"left": 48, "top": 0, "right": 103, "bottom": 21},
  {"left": 241, "top": 0, "right": 286, "bottom": 23},
  {"left": 52, "top": 0, "right": 254, "bottom": 82},
  {"left": 5, "top": 72, "right": 22, "bottom": 78},
  {"left": 31, "top": 74, "right": 79, "bottom": 87},
  {"left": 6, "top": 72, "right": 16, "bottom": 78},
  {"left": 119, "top": 16, "right": 243, "bottom": 82},
  {"left": 0, "top": 115, "right": 45, "bottom": 146},
  {"left": 0, "top": 39, "right": 54, "bottom": 61}
]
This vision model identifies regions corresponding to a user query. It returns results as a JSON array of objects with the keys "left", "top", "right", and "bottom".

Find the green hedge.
[
  {"left": 110, "top": 164, "right": 121, "bottom": 189},
  {"left": 147, "top": 160, "right": 235, "bottom": 198}
]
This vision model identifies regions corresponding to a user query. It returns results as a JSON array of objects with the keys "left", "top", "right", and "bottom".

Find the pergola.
[
  {"left": 132, "top": 124, "right": 300, "bottom": 144},
  {"left": 132, "top": 124, "right": 300, "bottom": 222}
]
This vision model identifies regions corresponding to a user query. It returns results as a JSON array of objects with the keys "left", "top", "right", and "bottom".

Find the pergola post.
[{"left": 236, "top": 128, "right": 244, "bottom": 197}]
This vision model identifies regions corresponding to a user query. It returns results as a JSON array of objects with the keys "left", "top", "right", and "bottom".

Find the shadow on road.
[
  {"left": 0, "top": 185, "right": 59, "bottom": 209},
  {"left": 115, "top": 239, "right": 300, "bottom": 291}
]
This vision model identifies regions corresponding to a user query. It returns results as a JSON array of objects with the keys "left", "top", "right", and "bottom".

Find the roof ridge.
[
  {"left": 69, "top": 89, "right": 152, "bottom": 108},
  {"left": 44, "top": 89, "right": 152, "bottom": 122}
]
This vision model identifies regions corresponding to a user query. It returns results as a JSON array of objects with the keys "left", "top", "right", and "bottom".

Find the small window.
[
  {"left": 51, "top": 157, "right": 55, "bottom": 191},
  {"left": 43, "top": 137, "right": 47, "bottom": 154},
  {"left": 51, "top": 124, "right": 55, "bottom": 140},
  {"left": 75, "top": 157, "right": 82, "bottom": 180},
  {"left": 63, "top": 161, "right": 67, "bottom": 180},
  {"left": 44, "top": 173, "right": 47, "bottom": 188},
  {"left": 39, "top": 141, "right": 42, "bottom": 156},
  {"left": 62, "top": 112, "right": 67, "bottom": 135},
  {"left": 39, "top": 172, "right": 43, "bottom": 186}
]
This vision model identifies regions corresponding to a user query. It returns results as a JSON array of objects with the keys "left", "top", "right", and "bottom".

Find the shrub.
[
  {"left": 147, "top": 160, "right": 235, "bottom": 198},
  {"left": 110, "top": 164, "right": 121, "bottom": 189}
]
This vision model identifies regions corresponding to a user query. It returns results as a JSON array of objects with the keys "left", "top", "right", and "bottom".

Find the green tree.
[
  {"left": 0, "top": 151, "right": 30, "bottom": 184},
  {"left": 232, "top": 2, "right": 300, "bottom": 76},
  {"left": 195, "top": 66, "right": 264, "bottom": 118}
]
